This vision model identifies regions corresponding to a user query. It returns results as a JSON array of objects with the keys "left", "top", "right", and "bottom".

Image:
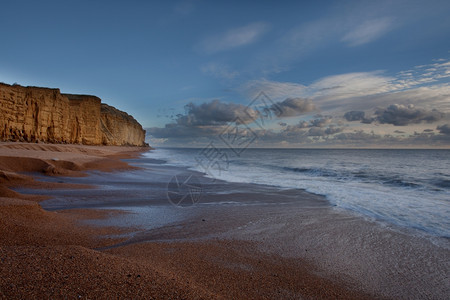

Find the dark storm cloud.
[
  {"left": 374, "top": 104, "right": 446, "bottom": 126},
  {"left": 273, "top": 98, "right": 316, "bottom": 117},
  {"left": 344, "top": 111, "right": 365, "bottom": 121},
  {"left": 147, "top": 97, "right": 312, "bottom": 144},
  {"left": 152, "top": 97, "right": 316, "bottom": 134},
  {"left": 147, "top": 97, "right": 319, "bottom": 144},
  {"left": 176, "top": 99, "right": 259, "bottom": 126},
  {"left": 437, "top": 124, "right": 450, "bottom": 135}
]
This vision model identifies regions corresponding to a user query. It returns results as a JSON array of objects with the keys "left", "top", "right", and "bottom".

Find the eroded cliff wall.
[
  {"left": 100, "top": 104, "right": 146, "bottom": 146},
  {"left": 0, "top": 83, "right": 146, "bottom": 146}
]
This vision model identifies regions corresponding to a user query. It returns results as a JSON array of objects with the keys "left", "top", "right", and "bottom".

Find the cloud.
[
  {"left": 147, "top": 120, "right": 449, "bottom": 148},
  {"left": 331, "top": 129, "right": 450, "bottom": 147},
  {"left": 297, "top": 121, "right": 309, "bottom": 128},
  {"left": 280, "top": 116, "right": 341, "bottom": 138},
  {"left": 310, "top": 116, "right": 333, "bottom": 127},
  {"left": 307, "top": 126, "right": 344, "bottom": 136},
  {"left": 257, "top": 7, "right": 393, "bottom": 73},
  {"left": 176, "top": 99, "right": 259, "bottom": 126},
  {"left": 341, "top": 18, "right": 393, "bottom": 46},
  {"left": 146, "top": 99, "right": 262, "bottom": 145},
  {"left": 240, "top": 59, "right": 450, "bottom": 115},
  {"left": 324, "top": 126, "right": 345, "bottom": 135},
  {"left": 344, "top": 111, "right": 365, "bottom": 121},
  {"left": 437, "top": 124, "right": 450, "bottom": 135},
  {"left": 274, "top": 98, "right": 317, "bottom": 117},
  {"left": 286, "top": 117, "right": 332, "bottom": 130},
  {"left": 343, "top": 111, "right": 376, "bottom": 124},
  {"left": 243, "top": 71, "right": 395, "bottom": 104},
  {"left": 147, "top": 97, "right": 317, "bottom": 144},
  {"left": 310, "top": 71, "right": 394, "bottom": 99},
  {"left": 375, "top": 104, "right": 446, "bottom": 126},
  {"left": 198, "top": 22, "right": 269, "bottom": 54},
  {"left": 150, "top": 56, "right": 450, "bottom": 147}
]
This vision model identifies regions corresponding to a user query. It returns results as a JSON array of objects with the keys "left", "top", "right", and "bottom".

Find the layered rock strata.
[{"left": 0, "top": 83, "right": 146, "bottom": 146}]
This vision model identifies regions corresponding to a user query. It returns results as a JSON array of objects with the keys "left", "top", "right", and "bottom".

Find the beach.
[
  {"left": 1, "top": 142, "right": 449, "bottom": 299},
  {"left": 3, "top": 1, "right": 449, "bottom": 298}
]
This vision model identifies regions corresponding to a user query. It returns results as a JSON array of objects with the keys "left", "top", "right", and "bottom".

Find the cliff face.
[
  {"left": 0, "top": 83, "right": 147, "bottom": 146},
  {"left": 100, "top": 104, "right": 146, "bottom": 146}
]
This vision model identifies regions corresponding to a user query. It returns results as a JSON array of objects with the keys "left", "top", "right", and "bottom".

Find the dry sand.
[{"left": 4, "top": 141, "right": 437, "bottom": 299}]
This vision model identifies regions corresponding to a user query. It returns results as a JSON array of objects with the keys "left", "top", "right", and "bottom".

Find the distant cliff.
[{"left": 0, "top": 83, "right": 147, "bottom": 146}]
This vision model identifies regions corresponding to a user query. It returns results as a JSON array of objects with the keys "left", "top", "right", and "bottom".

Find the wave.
[
  {"left": 433, "top": 179, "right": 450, "bottom": 189},
  {"left": 280, "top": 165, "right": 443, "bottom": 191},
  {"left": 146, "top": 148, "right": 450, "bottom": 238},
  {"left": 282, "top": 166, "right": 336, "bottom": 176}
]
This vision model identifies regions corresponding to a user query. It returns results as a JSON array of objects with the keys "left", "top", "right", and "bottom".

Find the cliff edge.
[{"left": 0, "top": 83, "right": 147, "bottom": 146}]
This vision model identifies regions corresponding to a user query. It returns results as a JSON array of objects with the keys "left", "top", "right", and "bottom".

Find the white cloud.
[
  {"left": 309, "top": 72, "right": 394, "bottom": 98},
  {"left": 240, "top": 59, "right": 450, "bottom": 114},
  {"left": 243, "top": 4, "right": 402, "bottom": 75},
  {"left": 150, "top": 58, "right": 450, "bottom": 147},
  {"left": 341, "top": 18, "right": 393, "bottom": 46},
  {"left": 242, "top": 72, "right": 395, "bottom": 104},
  {"left": 198, "top": 22, "right": 269, "bottom": 54}
]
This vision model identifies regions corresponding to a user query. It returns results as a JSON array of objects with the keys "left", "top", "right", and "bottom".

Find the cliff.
[
  {"left": 100, "top": 103, "right": 146, "bottom": 146},
  {"left": 0, "top": 83, "right": 147, "bottom": 146}
]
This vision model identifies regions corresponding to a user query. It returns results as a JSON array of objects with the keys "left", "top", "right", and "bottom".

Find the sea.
[{"left": 146, "top": 148, "right": 450, "bottom": 238}]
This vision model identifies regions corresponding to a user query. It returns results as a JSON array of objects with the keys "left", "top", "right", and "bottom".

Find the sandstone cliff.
[
  {"left": 100, "top": 103, "right": 146, "bottom": 146},
  {"left": 0, "top": 83, "right": 147, "bottom": 146}
]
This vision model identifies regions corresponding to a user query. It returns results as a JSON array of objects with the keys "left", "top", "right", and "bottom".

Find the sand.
[{"left": 1, "top": 141, "right": 447, "bottom": 299}]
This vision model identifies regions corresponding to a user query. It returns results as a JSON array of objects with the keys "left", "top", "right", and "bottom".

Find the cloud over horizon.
[
  {"left": 147, "top": 58, "right": 450, "bottom": 148},
  {"left": 242, "top": 59, "right": 450, "bottom": 115},
  {"left": 437, "top": 124, "right": 450, "bottom": 135},
  {"left": 274, "top": 98, "right": 317, "bottom": 117},
  {"left": 175, "top": 99, "right": 259, "bottom": 126},
  {"left": 374, "top": 104, "right": 446, "bottom": 126}
]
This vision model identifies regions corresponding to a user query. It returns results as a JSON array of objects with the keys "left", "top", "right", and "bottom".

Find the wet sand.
[{"left": 1, "top": 142, "right": 449, "bottom": 299}]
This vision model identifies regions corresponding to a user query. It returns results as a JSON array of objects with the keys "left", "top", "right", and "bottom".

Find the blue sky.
[{"left": 1, "top": 0, "right": 450, "bottom": 147}]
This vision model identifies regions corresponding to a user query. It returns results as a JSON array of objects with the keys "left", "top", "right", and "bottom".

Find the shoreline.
[
  {"left": 1, "top": 142, "right": 449, "bottom": 298},
  {"left": 150, "top": 147, "right": 450, "bottom": 240}
]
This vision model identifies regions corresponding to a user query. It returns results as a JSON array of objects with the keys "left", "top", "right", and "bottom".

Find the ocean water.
[{"left": 146, "top": 148, "right": 450, "bottom": 238}]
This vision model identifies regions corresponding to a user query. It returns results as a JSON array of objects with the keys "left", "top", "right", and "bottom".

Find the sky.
[{"left": 1, "top": 0, "right": 450, "bottom": 148}]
